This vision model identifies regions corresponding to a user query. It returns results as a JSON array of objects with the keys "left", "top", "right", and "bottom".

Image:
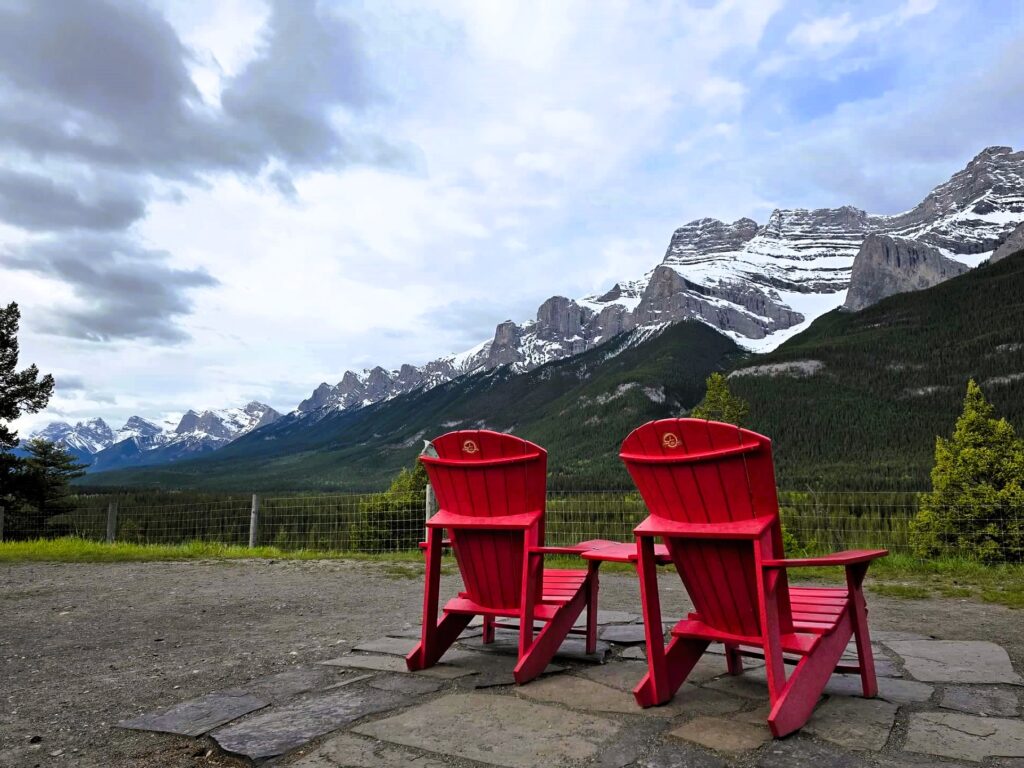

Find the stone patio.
[{"left": 117, "top": 619, "right": 1024, "bottom": 766}]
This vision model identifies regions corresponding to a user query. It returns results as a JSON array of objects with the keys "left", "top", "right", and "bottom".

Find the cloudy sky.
[{"left": 2, "top": 0, "right": 1023, "bottom": 433}]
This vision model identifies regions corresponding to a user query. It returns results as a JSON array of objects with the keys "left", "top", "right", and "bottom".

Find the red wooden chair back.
[
  {"left": 621, "top": 418, "right": 792, "bottom": 638},
  {"left": 420, "top": 430, "right": 547, "bottom": 612}
]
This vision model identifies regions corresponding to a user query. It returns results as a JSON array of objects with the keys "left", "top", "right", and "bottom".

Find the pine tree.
[
  {"left": 911, "top": 380, "right": 1024, "bottom": 562},
  {"left": 1, "top": 302, "right": 56, "bottom": 530},
  {"left": 690, "top": 372, "right": 749, "bottom": 425},
  {"left": 4, "top": 439, "right": 86, "bottom": 539},
  {"left": 0, "top": 302, "right": 54, "bottom": 451}
]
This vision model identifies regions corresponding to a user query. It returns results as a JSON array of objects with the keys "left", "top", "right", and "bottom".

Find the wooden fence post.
[
  {"left": 106, "top": 502, "right": 117, "bottom": 544},
  {"left": 425, "top": 484, "right": 436, "bottom": 539},
  {"left": 249, "top": 494, "right": 260, "bottom": 548}
]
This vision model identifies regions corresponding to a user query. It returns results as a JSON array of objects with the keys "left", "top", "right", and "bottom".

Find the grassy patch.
[{"left": 0, "top": 537, "right": 425, "bottom": 564}]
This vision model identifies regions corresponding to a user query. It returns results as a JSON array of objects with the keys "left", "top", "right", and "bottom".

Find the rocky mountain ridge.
[
  {"left": 28, "top": 402, "right": 281, "bottom": 469},
  {"left": 298, "top": 145, "right": 1024, "bottom": 418}
]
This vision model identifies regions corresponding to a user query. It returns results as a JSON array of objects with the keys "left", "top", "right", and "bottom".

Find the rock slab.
[
  {"left": 904, "top": 712, "right": 1024, "bottom": 762},
  {"left": 118, "top": 691, "right": 267, "bottom": 737},
  {"left": 212, "top": 686, "right": 405, "bottom": 761},
  {"left": 354, "top": 692, "right": 621, "bottom": 768},
  {"left": 669, "top": 715, "right": 771, "bottom": 751},
  {"left": 803, "top": 696, "right": 898, "bottom": 751},
  {"left": 601, "top": 624, "right": 649, "bottom": 644},
  {"left": 939, "top": 685, "right": 1019, "bottom": 717},
  {"left": 289, "top": 732, "right": 448, "bottom": 768},
  {"left": 885, "top": 640, "right": 1023, "bottom": 684}
]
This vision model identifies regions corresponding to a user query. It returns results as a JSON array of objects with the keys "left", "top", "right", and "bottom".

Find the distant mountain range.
[
  {"left": 24, "top": 402, "right": 281, "bottom": 472},
  {"left": 29, "top": 145, "right": 1024, "bottom": 481},
  {"left": 85, "top": 247, "right": 1024, "bottom": 492}
]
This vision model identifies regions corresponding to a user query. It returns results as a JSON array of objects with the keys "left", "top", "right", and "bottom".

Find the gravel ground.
[{"left": 2, "top": 559, "right": 1022, "bottom": 767}]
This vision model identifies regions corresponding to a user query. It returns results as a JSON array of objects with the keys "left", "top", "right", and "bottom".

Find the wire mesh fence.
[{"left": 2, "top": 489, "right": 1021, "bottom": 561}]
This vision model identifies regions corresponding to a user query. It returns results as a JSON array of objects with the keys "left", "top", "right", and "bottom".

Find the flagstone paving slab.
[
  {"left": 353, "top": 692, "right": 622, "bottom": 768},
  {"left": 703, "top": 672, "right": 771, "bottom": 700},
  {"left": 904, "top": 712, "right": 1024, "bottom": 762},
  {"left": 600, "top": 624, "right": 648, "bottom": 644},
  {"left": 517, "top": 675, "right": 641, "bottom": 714},
  {"left": 822, "top": 674, "right": 933, "bottom": 704},
  {"left": 238, "top": 666, "right": 364, "bottom": 703},
  {"left": 622, "top": 646, "right": 647, "bottom": 661},
  {"left": 885, "top": 640, "right": 1023, "bottom": 684},
  {"left": 803, "top": 696, "right": 898, "bottom": 751},
  {"left": 647, "top": 684, "right": 749, "bottom": 718},
  {"left": 367, "top": 674, "right": 443, "bottom": 696},
  {"left": 289, "top": 732, "right": 448, "bottom": 767},
  {"left": 939, "top": 685, "right": 1020, "bottom": 717},
  {"left": 577, "top": 661, "right": 649, "bottom": 692},
  {"left": 212, "top": 687, "right": 406, "bottom": 762},
  {"left": 353, "top": 636, "right": 418, "bottom": 656},
  {"left": 669, "top": 715, "right": 772, "bottom": 752},
  {"left": 118, "top": 691, "right": 268, "bottom": 737},
  {"left": 461, "top": 631, "right": 611, "bottom": 663}
]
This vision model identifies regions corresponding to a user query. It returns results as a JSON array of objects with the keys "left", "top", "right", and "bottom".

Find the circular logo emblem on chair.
[
  {"left": 462, "top": 439, "right": 479, "bottom": 454},
  {"left": 661, "top": 432, "right": 681, "bottom": 449}
]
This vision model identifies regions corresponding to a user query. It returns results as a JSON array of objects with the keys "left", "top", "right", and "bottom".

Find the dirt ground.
[{"left": 2, "top": 559, "right": 1022, "bottom": 767}]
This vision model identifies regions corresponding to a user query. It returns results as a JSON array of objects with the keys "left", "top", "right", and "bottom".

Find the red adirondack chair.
[
  {"left": 621, "top": 418, "right": 887, "bottom": 737},
  {"left": 406, "top": 430, "right": 600, "bottom": 683}
]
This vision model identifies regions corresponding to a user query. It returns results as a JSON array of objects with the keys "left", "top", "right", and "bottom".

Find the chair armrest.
[
  {"left": 761, "top": 549, "right": 888, "bottom": 569},
  {"left": 426, "top": 509, "right": 541, "bottom": 530},
  {"left": 417, "top": 539, "right": 452, "bottom": 550},
  {"left": 635, "top": 515, "right": 775, "bottom": 539}
]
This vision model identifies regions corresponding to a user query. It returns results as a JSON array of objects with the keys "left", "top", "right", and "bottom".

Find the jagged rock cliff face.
[
  {"left": 992, "top": 221, "right": 1024, "bottom": 263},
  {"left": 843, "top": 235, "right": 970, "bottom": 311},
  {"left": 884, "top": 146, "right": 1024, "bottom": 256},
  {"left": 295, "top": 146, "right": 1024, "bottom": 418}
]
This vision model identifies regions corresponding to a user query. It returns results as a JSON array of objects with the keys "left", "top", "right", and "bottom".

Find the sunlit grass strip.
[{"left": 0, "top": 537, "right": 425, "bottom": 563}]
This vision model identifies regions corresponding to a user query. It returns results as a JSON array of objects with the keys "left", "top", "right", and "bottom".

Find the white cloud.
[{"left": 5, "top": 0, "right": 1019, "bottom": 438}]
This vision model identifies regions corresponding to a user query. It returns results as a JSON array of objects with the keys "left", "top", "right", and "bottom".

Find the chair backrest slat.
[
  {"left": 421, "top": 430, "right": 546, "bottom": 611},
  {"left": 622, "top": 418, "right": 792, "bottom": 639}
]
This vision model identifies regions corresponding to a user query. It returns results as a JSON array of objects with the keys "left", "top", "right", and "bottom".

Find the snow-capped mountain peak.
[
  {"left": 289, "top": 145, "right": 1024, "bottom": 418},
  {"left": 28, "top": 401, "right": 282, "bottom": 470}
]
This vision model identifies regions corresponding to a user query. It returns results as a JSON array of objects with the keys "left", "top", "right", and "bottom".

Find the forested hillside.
[
  {"left": 732, "top": 250, "right": 1024, "bottom": 490},
  {"left": 85, "top": 322, "right": 741, "bottom": 491}
]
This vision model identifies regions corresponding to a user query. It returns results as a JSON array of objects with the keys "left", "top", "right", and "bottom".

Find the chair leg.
[
  {"left": 514, "top": 587, "right": 588, "bottom": 684},
  {"left": 635, "top": 634, "right": 711, "bottom": 706},
  {"left": 767, "top": 612, "right": 852, "bottom": 738},
  {"left": 634, "top": 535, "right": 669, "bottom": 707},
  {"left": 406, "top": 611, "right": 473, "bottom": 670},
  {"left": 406, "top": 526, "right": 444, "bottom": 671},
  {"left": 482, "top": 616, "right": 496, "bottom": 644},
  {"left": 725, "top": 644, "right": 743, "bottom": 675},
  {"left": 846, "top": 563, "right": 878, "bottom": 698},
  {"left": 585, "top": 561, "right": 599, "bottom": 655}
]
